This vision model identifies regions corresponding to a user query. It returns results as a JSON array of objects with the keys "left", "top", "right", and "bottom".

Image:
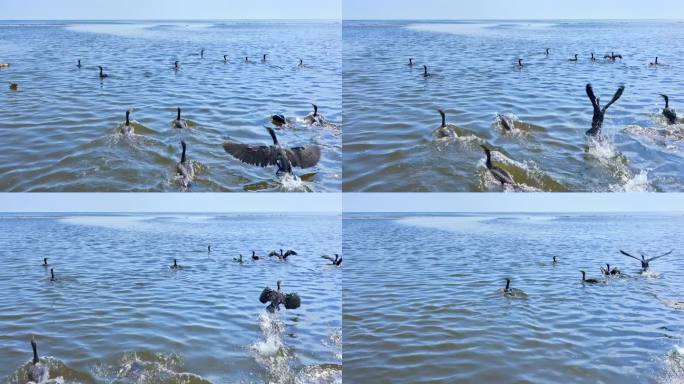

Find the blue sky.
[
  {"left": 1, "top": 193, "right": 682, "bottom": 213},
  {"left": 344, "top": 0, "right": 684, "bottom": 20},
  {"left": 2, "top": 0, "right": 341, "bottom": 20}
]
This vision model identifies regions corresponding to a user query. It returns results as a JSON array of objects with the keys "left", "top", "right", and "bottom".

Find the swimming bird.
[
  {"left": 98, "top": 66, "right": 108, "bottom": 79},
  {"left": 580, "top": 270, "right": 601, "bottom": 284},
  {"left": 497, "top": 114, "right": 514, "bottom": 131},
  {"left": 173, "top": 107, "right": 188, "bottom": 129},
  {"left": 0, "top": 63, "right": 10, "bottom": 68},
  {"left": 620, "top": 249, "right": 672, "bottom": 271},
  {"left": 423, "top": 65, "right": 431, "bottom": 78},
  {"left": 545, "top": 48, "right": 550, "bottom": 56},
  {"left": 435, "top": 109, "right": 457, "bottom": 139},
  {"left": 516, "top": 59, "right": 524, "bottom": 68},
  {"left": 176, "top": 140, "right": 194, "bottom": 188},
  {"left": 251, "top": 251, "right": 260, "bottom": 261},
  {"left": 50, "top": 268, "right": 56, "bottom": 282},
  {"left": 223, "top": 127, "right": 321, "bottom": 176},
  {"left": 262, "top": 54, "right": 267, "bottom": 62},
  {"left": 585, "top": 83, "right": 625, "bottom": 136},
  {"left": 174, "top": 60, "right": 180, "bottom": 70},
  {"left": 480, "top": 145, "right": 516, "bottom": 188},
  {"left": 299, "top": 58, "right": 303, "bottom": 67},
  {"left": 121, "top": 110, "right": 134, "bottom": 135},
  {"left": 245, "top": 56, "right": 250, "bottom": 63},
  {"left": 271, "top": 114, "right": 287, "bottom": 126},
  {"left": 234, "top": 254, "right": 244, "bottom": 263},
  {"left": 650, "top": 57, "right": 660, "bottom": 66},
  {"left": 42, "top": 258, "right": 48, "bottom": 267},
  {"left": 77, "top": 59, "right": 82, "bottom": 68},
  {"left": 268, "top": 249, "right": 297, "bottom": 261},
  {"left": 502, "top": 278, "right": 526, "bottom": 297},
  {"left": 591, "top": 53, "right": 597, "bottom": 62},
  {"left": 503, "top": 278, "right": 513, "bottom": 294},
  {"left": 223, "top": 55, "right": 228, "bottom": 63},
  {"left": 208, "top": 245, "right": 211, "bottom": 253},
  {"left": 604, "top": 52, "right": 623, "bottom": 61},
  {"left": 28, "top": 337, "right": 50, "bottom": 384},
  {"left": 200, "top": 49, "right": 205, "bottom": 58},
  {"left": 9, "top": 82, "right": 18, "bottom": 91},
  {"left": 569, "top": 54, "right": 578, "bottom": 62},
  {"left": 304, "top": 104, "right": 324, "bottom": 125},
  {"left": 259, "top": 280, "right": 301, "bottom": 313},
  {"left": 601, "top": 263, "right": 621, "bottom": 276},
  {"left": 661, "top": 94, "right": 678, "bottom": 125},
  {"left": 170, "top": 259, "right": 182, "bottom": 270},
  {"left": 553, "top": 256, "right": 558, "bottom": 264},
  {"left": 408, "top": 58, "right": 414, "bottom": 66},
  {"left": 322, "top": 254, "right": 342, "bottom": 266}
]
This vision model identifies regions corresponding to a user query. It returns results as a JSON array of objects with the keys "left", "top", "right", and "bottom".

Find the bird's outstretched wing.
[
  {"left": 284, "top": 250, "right": 298, "bottom": 257},
  {"left": 321, "top": 255, "right": 336, "bottom": 262},
  {"left": 223, "top": 142, "right": 279, "bottom": 168},
  {"left": 620, "top": 250, "right": 641, "bottom": 261},
  {"left": 259, "top": 287, "right": 276, "bottom": 304},
  {"left": 647, "top": 250, "right": 673, "bottom": 262},
  {"left": 586, "top": 84, "right": 599, "bottom": 109},
  {"left": 268, "top": 251, "right": 279, "bottom": 257},
  {"left": 603, "top": 86, "right": 625, "bottom": 111},
  {"left": 285, "top": 145, "right": 321, "bottom": 168}
]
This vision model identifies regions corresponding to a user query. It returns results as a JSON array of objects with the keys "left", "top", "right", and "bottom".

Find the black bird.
[
  {"left": 585, "top": 83, "right": 625, "bottom": 136},
  {"left": 268, "top": 249, "right": 297, "bottom": 261},
  {"left": 497, "top": 114, "right": 514, "bottom": 131},
  {"left": 591, "top": 53, "right": 596, "bottom": 62},
  {"left": 42, "top": 257, "right": 48, "bottom": 267},
  {"left": 620, "top": 249, "right": 672, "bottom": 271},
  {"left": 516, "top": 59, "right": 524, "bottom": 68},
  {"left": 480, "top": 145, "right": 516, "bottom": 187},
  {"left": 121, "top": 110, "right": 133, "bottom": 135},
  {"left": 423, "top": 65, "right": 431, "bottom": 78},
  {"left": 650, "top": 57, "right": 660, "bottom": 66},
  {"left": 661, "top": 94, "right": 678, "bottom": 125},
  {"left": 601, "top": 263, "right": 621, "bottom": 276},
  {"left": 569, "top": 54, "right": 578, "bottom": 62},
  {"left": 580, "top": 270, "right": 601, "bottom": 284},
  {"left": 174, "top": 60, "right": 180, "bottom": 70},
  {"left": 271, "top": 114, "right": 287, "bottom": 126},
  {"left": 262, "top": 54, "right": 267, "bottom": 62},
  {"left": 251, "top": 251, "right": 260, "bottom": 261},
  {"left": 545, "top": 48, "right": 550, "bottom": 56},
  {"left": 553, "top": 256, "right": 558, "bottom": 264},
  {"left": 223, "top": 55, "right": 228, "bottom": 63},
  {"left": 245, "top": 56, "right": 250, "bottom": 63},
  {"left": 170, "top": 259, "right": 182, "bottom": 270},
  {"left": 322, "top": 254, "right": 342, "bottom": 266},
  {"left": 408, "top": 58, "right": 414, "bottom": 66},
  {"left": 208, "top": 245, "right": 211, "bottom": 253},
  {"left": 604, "top": 52, "right": 623, "bottom": 61},
  {"left": 98, "top": 66, "right": 108, "bottom": 79},
  {"left": 173, "top": 107, "right": 188, "bottom": 129},
  {"left": 259, "top": 280, "right": 301, "bottom": 313},
  {"left": 28, "top": 337, "right": 50, "bottom": 383},
  {"left": 50, "top": 268, "right": 56, "bottom": 282},
  {"left": 176, "top": 140, "right": 194, "bottom": 188},
  {"left": 223, "top": 127, "right": 321, "bottom": 176},
  {"left": 299, "top": 58, "right": 304, "bottom": 67},
  {"left": 200, "top": 49, "right": 205, "bottom": 58},
  {"left": 77, "top": 59, "right": 82, "bottom": 68},
  {"left": 234, "top": 254, "right": 244, "bottom": 263}
]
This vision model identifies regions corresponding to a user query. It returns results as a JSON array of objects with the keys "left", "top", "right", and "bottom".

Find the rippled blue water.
[
  {"left": 0, "top": 213, "right": 341, "bottom": 383},
  {"left": 0, "top": 21, "right": 341, "bottom": 191},
  {"left": 344, "top": 213, "right": 684, "bottom": 383},
  {"left": 343, "top": 21, "right": 684, "bottom": 191}
]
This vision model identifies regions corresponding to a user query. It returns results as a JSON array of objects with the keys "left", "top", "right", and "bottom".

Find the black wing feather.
[
  {"left": 285, "top": 145, "right": 321, "bottom": 169},
  {"left": 223, "top": 142, "right": 278, "bottom": 168}
]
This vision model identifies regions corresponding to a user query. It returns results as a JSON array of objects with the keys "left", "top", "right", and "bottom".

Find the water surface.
[
  {"left": 0, "top": 213, "right": 341, "bottom": 383},
  {"left": 344, "top": 213, "right": 684, "bottom": 383},
  {"left": 343, "top": 20, "right": 684, "bottom": 191},
  {"left": 0, "top": 21, "right": 341, "bottom": 191}
]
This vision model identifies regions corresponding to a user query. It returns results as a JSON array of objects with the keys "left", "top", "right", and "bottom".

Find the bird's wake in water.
[{"left": 93, "top": 351, "right": 210, "bottom": 384}]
